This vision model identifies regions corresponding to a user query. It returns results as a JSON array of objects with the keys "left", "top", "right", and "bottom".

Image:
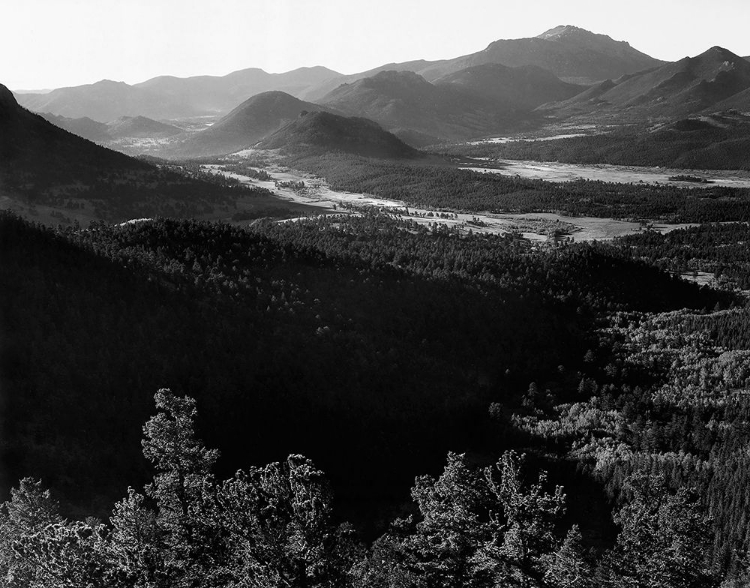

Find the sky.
[{"left": 3, "top": 0, "right": 750, "bottom": 91}]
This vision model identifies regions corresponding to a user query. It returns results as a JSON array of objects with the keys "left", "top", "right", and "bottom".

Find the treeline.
[
  {"left": 0, "top": 389, "right": 721, "bottom": 587},
  {"left": 286, "top": 152, "right": 750, "bottom": 223},
  {"left": 2, "top": 153, "right": 274, "bottom": 222},
  {"left": 617, "top": 222, "right": 750, "bottom": 290}
]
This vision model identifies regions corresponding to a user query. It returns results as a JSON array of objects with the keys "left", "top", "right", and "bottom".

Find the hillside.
[
  {"left": 318, "top": 70, "right": 525, "bottom": 143},
  {"left": 257, "top": 110, "right": 419, "bottom": 158},
  {"left": 542, "top": 46, "right": 750, "bottom": 122},
  {"left": 433, "top": 63, "right": 585, "bottom": 109},
  {"left": 0, "top": 83, "right": 285, "bottom": 222},
  {"left": 0, "top": 83, "right": 149, "bottom": 179},
  {"left": 165, "top": 91, "right": 328, "bottom": 158}
]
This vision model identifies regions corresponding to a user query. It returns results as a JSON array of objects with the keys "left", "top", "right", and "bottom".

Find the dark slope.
[
  {"left": 257, "top": 110, "right": 419, "bottom": 158},
  {"left": 433, "top": 63, "right": 586, "bottom": 109},
  {"left": 318, "top": 70, "right": 524, "bottom": 142},
  {"left": 0, "top": 83, "right": 275, "bottom": 222},
  {"left": 166, "top": 91, "right": 328, "bottom": 158},
  {"left": 0, "top": 83, "right": 148, "bottom": 178},
  {"left": 543, "top": 46, "right": 750, "bottom": 121}
]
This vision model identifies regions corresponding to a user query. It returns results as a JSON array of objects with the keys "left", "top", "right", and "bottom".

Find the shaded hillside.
[
  {"left": 258, "top": 110, "right": 419, "bottom": 158},
  {"left": 0, "top": 83, "right": 277, "bottom": 222},
  {"left": 0, "top": 83, "right": 148, "bottom": 179},
  {"left": 0, "top": 211, "right": 722, "bottom": 526},
  {"left": 542, "top": 46, "right": 750, "bottom": 122},
  {"left": 164, "top": 91, "right": 328, "bottom": 158},
  {"left": 16, "top": 67, "right": 341, "bottom": 122},
  {"left": 433, "top": 63, "right": 585, "bottom": 109},
  {"left": 318, "top": 70, "right": 525, "bottom": 142}
]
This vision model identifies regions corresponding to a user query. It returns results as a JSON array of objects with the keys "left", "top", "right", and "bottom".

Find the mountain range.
[
  {"left": 13, "top": 26, "right": 663, "bottom": 124},
  {"left": 16, "top": 67, "right": 340, "bottom": 122},
  {"left": 541, "top": 45, "right": 750, "bottom": 122},
  {"left": 9, "top": 25, "right": 750, "bottom": 157}
]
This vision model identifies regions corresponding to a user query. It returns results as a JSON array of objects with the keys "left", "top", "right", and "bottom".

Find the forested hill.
[
  {"left": 258, "top": 110, "right": 420, "bottom": 158},
  {"left": 0, "top": 211, "right": 725, "bottom": 529}
]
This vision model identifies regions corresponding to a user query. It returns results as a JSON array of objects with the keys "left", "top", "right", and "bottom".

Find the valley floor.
[
  {"left": 206, "top": 151, "right": 701, "bottom": 242},
  {"left": 461, "top": 159, "right": 750, "bottom": 189}
]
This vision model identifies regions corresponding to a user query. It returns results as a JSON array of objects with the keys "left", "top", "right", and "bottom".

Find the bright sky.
[{"left": 4, "top": 0, "right": 750, "bottom": 90}]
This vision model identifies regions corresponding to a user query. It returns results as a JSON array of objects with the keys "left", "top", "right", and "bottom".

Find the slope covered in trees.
[{"left": 0, "top": 211, "right": 725, "bottom": 527}]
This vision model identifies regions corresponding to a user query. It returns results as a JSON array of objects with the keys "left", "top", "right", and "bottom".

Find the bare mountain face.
[
  {"left": 418, "top": 25, "right": 664, "bottom": 85},
  {"left": 163, "top": 91, "right": 329, "bottom": 159},
  {"left": 15, "top": 67, "right": 341, "bottom": 123},
  {"left": 301, "top": 25, "right": 664, "bottom": 101},
  {"left": 541, "top": 46, "right": 750, "bottom": 122},
  {"left": 257, "top": 110, "right": 419, "bottom": 159}
]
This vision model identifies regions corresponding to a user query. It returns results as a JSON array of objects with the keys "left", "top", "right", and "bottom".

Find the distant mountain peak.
[
  {"left": 536, "top": 25, "right": 628, "bottom": 46},
  {"left": 537, "top": 25, "right": 588, "bottom": 39}
]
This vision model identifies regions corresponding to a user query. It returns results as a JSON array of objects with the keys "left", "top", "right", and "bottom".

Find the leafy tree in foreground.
[
  {"left": 600, "top": 473, "right": 720, "bottom": 588},
  {"left": 207, "top": 456, "right": 360, "bottom": 587},
  {"left": 377, "top": 451, "right": 576, "bottom": 588},
  {"left": 0, "top": 478, "right": 62, "bottom": 587}
]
